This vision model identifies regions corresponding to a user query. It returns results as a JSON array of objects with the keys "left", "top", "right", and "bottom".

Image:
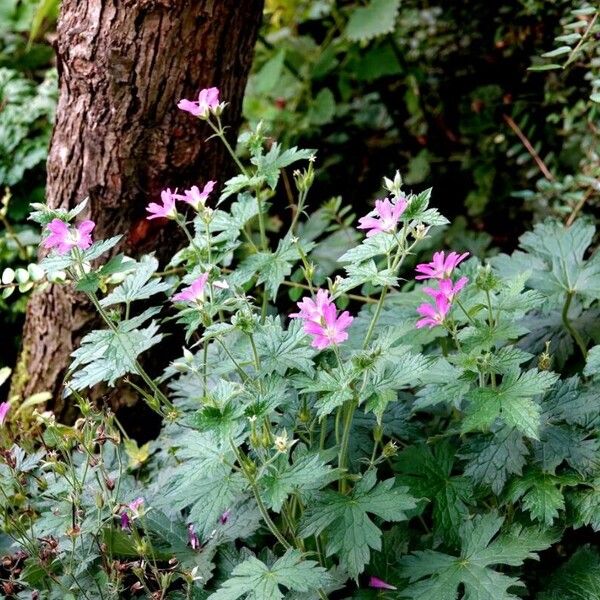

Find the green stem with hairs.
[{"left": 562, "top": 291, "right": 588, "bottom": 359}]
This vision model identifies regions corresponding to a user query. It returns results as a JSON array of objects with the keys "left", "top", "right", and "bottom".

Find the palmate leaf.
[
  {"left": 506, "top": 469, "right": 576, "bottom": 525},
  {"left": 538, "top": 546, "right": 600, "bottom": 600},
  {"left": 462, "top": 427, "right": 529, "bottom": 495},
  {"left": 100, "top": 255, "right": 169, "bottom": 306},
  {"left": 68, "top": 308, "right": 162, "bottom": 389},
  {"left": 300, "top": 469, "right": 415, "bottom": 578},
  {"left": 254, "top": 317, "right": 315, "bottom": 376},
  {"left": 250, "top": 144, "right": 314, "bottom": 190},
  {"left": 260, "top": 450, "right": 339, "bottom": 513},
  {"left": 493, "top": 220, "right": 600, "bottom": 300},
  {"left": 294, "top": 366, "right": 354, "bottom": 417},
  {"left": 396, "top": 443, "right": 472, "bottom": 547},
  {"left": 232, "top": 236, "right": 313, "bottom": 300},
  {"left": 569, "top": 478, "right": 600, "bottom": 531},
  {"left": 208, "top": 549, "right": 330, "bottom": 600},
  {"left": 400, "top": 511, "right": 555, "bottom": 600},
  {"left": 536, "top": 377, "right": 600, "bottom": 474},
  {"left": 462, "top": 368, "right": 559, "bottom": 439},
  {"left": 155, "top": 431, "right": 250, "bottom": 537}
]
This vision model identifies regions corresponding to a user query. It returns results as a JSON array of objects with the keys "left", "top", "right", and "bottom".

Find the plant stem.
[
  {"left": 231, "top": 443, "right": 291, "bottom": 550},
  {"left": 338, "top": 397, "right": 358, "bottom": 494},
  {"left": 85, "top": 289, "right": 173, "bottom": 412}
]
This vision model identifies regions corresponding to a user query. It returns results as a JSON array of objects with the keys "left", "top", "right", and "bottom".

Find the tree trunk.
[{"left": 14, "top": 0, "right": 263, "bottom": 406}]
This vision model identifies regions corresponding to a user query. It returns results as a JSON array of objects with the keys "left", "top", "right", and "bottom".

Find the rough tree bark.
[{"left": 14, "top": 0, "right": 264, "bottom": 404}]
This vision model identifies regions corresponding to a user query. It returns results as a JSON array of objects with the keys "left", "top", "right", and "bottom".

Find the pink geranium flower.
[
  {"left": 172, "top": 273, "right": 209, "bottom": 304},
  {"left": 177, "top": 87, "right": 220, "bottom": 118},
  {"left": 43, "top": 219, "right": 95, "bottom": 255},
  {"left": 290, "top": 289, "right": 334, "bottom": 322},
  {"left": 291, "top": 290, "right": 353, "bottom": 349},
  {"left": 176, "top": 181, "right": 216, "bottom": 211},
  {"left": 219, "top": 509, "right": 231, "bottom": 525},
  {"left": 416, "top": 294, "right": 451, "bottom": 329},
  {"left": 423, "top": 276, "right": 469, "bottom": 302},
  {"left": 368, "top": 576, "right": 397, "bottom": 590},
  {"left": 0, "top": 402, "right": 10, "bottom": 426},
  {"left": 188, "top": 524, "right": 201, "bottom": 550},
  {"left": 357, "top": 197, "right": 407, "bottom": 237},
  {"left": 146, "top": 189, "right": 178, "bottom": 220},
  {"left": 303, "top": 303, "right": 353, "bottom": 349},
  {"left": 415, "top": 251, "right": 469, "bottom": 280},
  {"left": 120, "top": 497, "right": 144, "bottom": 531}
]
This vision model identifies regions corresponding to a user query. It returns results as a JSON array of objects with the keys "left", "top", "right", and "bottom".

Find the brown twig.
[{"left": 503, "top": 114, "right": 554, "bottom": 181}]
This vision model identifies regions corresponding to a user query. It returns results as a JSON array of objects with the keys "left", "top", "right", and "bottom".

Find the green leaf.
[
  {"left": 254, "top": 50, "right": 286, "bottom": 94},
  {"left": 100, "top": 255, "right": 169, "bottom": 306},
  {"left": 207, "top": 549, "right": 331, "bottom": 600},
  {"left": 68, "top": 308, "right": 162, "bottom": 389},
  {"left": 295, "top": 367, "right": 354, "bottom": 417},
  {"left": 463, "top": 427, "right": 529, "bottom": 494},
  {"left": 569, "top": 478, "right": 600, "bottom": 531},
  {"left": 396, "top": 443, "right": 472, "bottom": 546},
  {"left": 345, "top": 0, "right": 401, "bottom": 42},
  {"left": 538, "top": 547, "right": 600, "bottom": 600},
  {"left": 261, "top": 451, "right": 339, "bottom": 512},
  {"left": 462, "top": 369, "right": 558, "bottom": 439},
  {"left": 254, "top": 317, "right": 315, "bottom": 376},
  {"left": 506, "top": 469, "right": 570, "bottom": 525},
  {"left": 156, "top": 431, "right": 250, "bottom": 538},
  {"left": 401, "top": 511, "right": 555, "bottom": 600},
  {"left": 300, "top": 469, "right": 415, "bottom": 578},
  {"left": 584, "top": 345, "right": 600, "bottom": 377},
  {"left": 251, "top": 143, "right": 314, "bottom": 190},
  {"left": 233, "top": 236, "right": 311, "bottom": 300}
]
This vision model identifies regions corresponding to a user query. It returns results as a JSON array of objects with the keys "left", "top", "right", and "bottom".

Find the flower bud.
[
  {"left": 382, "top": 440, "right": 399, "bottom": 458},
  {"left": 383, "top": 170, "right": 403, "bottom": 198},
  {"left": 538, "top": 341, "right": 553, "bottom": 371},
  {"left": 476, "top": 264, "right": 499, "bottom": 292},
  {"left": 412, "top": 223, "right": 430, "bottom": 240}
]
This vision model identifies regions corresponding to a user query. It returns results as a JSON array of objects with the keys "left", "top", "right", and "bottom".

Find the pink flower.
[
  {"left": 146, "top": 188, "right": 178, "bottom": 220},
  {"left": 291, "top": 291, "right": 353, "bottom": 349},
  {"left": 290, "top": 289, "right": 334, "bottom": 322},
  {"left": 368, "top": 576, "right": 397, "bottom": 590},
  {"left": 423, "top": 276, "right": 469, "bottom": 302},
  {"left": 304, "top": 303, "right": 353, "bottom": 350},
  {"left": 416, "top": 294, "right": 451, "bottom": 329},
  {"left": 177, "top": 87, "right": 220, "bottom": 118},
  {"left": 415, "top": 251, "right": 469, "bottom": 280},
  {"left": 128, "top": 497, "right": 144, "bottom": 513},
  {"left": 172, "top": 273, "right": 209, "bottom": 304},
  {"left": 120, "top": 512, "right": 131, "bottom": 531},
  {"left": 43, "top": 219, "right": 95, "bottom": 255},
  {"left": 176, "top": 181, "right": 216, "bottom": 211},
  {"left": 357, "top": 197, "right": 407, "bottom": 237},
  {"left": 120, "top": 497, "right": 144, "bottom": 531},
  {"left": 219, "top": 509, "right": 231, "bottom": 525},
  {"left": 188, "top": 524, "right": 201, "bottom": 550},
  {"left": 0, "top": 402, "right": 10, "bottom": 426}
]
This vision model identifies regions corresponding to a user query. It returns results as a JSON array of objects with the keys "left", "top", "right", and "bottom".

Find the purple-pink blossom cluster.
[
  {"left": 415, "top": 251, "right": 469, "bottom": 329},
  {"left": 291, "top": 289, "right": 353, "bottom": 350},
  {"left": 146, "top": 182, "right": 216, "bottom": 220},
  {"left": 120, "top": 497, "right": 144, "bottom": 531},
  {"left": 43, "top": 218, "right": 95, "bottom": 255},
  {"left": 358, "top": 197, "right": 407, "bottom": 237},
  {"left": 178, "top": 87, "right": 220, "bottom": 119},
  {"left": 0, "top": 402, "right": 10, "bottom": 426}
]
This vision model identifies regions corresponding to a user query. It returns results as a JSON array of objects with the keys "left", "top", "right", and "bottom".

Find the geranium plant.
[{"left": 2, "top": 86, "right": 600, "bottom": 599}]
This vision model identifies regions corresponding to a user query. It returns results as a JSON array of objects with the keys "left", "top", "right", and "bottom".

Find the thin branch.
[{"left": 503, "top": 114, "right": 554, "bottom": 182}]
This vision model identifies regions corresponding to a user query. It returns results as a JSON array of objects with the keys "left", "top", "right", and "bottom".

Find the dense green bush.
[{"left": 1, "top": 86, "right": 600, "bottom": 598}]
